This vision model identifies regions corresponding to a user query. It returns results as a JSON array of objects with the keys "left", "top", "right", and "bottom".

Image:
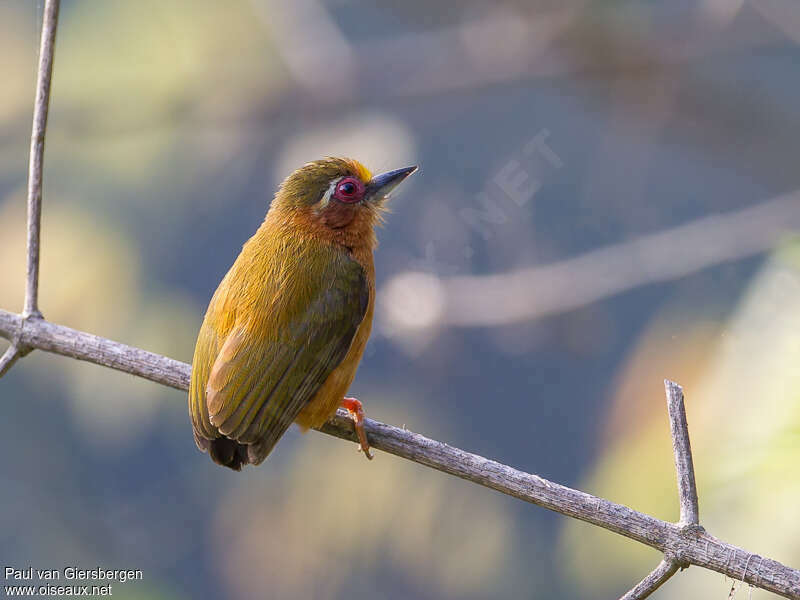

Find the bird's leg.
[{"left": 340, "top": 397, "right": 373, "bottom": 460}]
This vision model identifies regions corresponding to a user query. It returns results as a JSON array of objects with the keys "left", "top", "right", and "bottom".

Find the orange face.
[
  {"left": 316, "top": 171, "right": 372, "bottom": 230},
  {"left": 270, "top": 157, "right": 417, "bottom": 249}
]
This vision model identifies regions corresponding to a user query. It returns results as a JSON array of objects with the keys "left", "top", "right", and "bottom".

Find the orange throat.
[{"left": 268, "top": 203, "right": 382, "bottom": 267}]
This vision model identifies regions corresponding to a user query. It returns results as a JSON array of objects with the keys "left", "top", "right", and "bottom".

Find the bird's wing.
[
  {"left": 189, "top": 284, "right": 229, "bottom": 443},
  {"left": 190, "top": 249, "right": 369, "bottom": 461}
]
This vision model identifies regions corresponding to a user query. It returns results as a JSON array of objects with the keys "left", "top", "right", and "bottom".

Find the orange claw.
[{"left": 340, "top": 397, "right": 373, "bottom": 460}]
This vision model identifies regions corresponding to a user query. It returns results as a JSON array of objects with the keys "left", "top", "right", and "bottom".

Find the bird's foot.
[{"left": 340, "top": 397, "right": 373, "bottom": 460}]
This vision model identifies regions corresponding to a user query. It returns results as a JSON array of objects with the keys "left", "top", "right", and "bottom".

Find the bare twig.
[
  {"left": 0, "top": 346, "right": 21, "bottom": 378},
  {"left": 0, "top": 310, "right": 187, "bottom": 390},
  {"left": 618, "top": 379, "right": 702, "bottom": 597},
  {"left": 666, "top": 379, "right": 700, "bottom": 526},
  {"left": 24, "top": 0, "right": 60, "bottom": 320},
  {"left": 619, "top": 380, "right": 701, "bottom": 598},
  {"left": 620, "top": 558, "right": 680, "bottom": 600},
  {"left": 0, "top": 0, "right": 61, "bottom": 383},
  {"left": 0, "top": 309, "right": 798, "bottom": 598}
]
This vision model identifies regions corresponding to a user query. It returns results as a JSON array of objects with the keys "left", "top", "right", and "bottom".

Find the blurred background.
[{"left": 1, "top": 0, "right": 799, "bottom": 598}]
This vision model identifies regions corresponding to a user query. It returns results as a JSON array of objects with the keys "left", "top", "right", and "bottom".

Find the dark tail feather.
[
  {"left": 208, "top": 437, "right": 249, "bottom": 471},
  {"left": 193, "top": 429, "right": 275, "bottom": 470}
]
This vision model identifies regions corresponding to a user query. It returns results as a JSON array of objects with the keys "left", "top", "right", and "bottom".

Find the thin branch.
[
  {"left": 617, "top": 380, "right": 702, "bottom": 597},
  {"left": 0, "top": 346, "right": 21, "bottom": 378},
  {"left": 0, "top": 310, "right": 187, "bottom": 390},
  {"left": 619, "top": 558, "right": 679, "bottom": 600},
  {"left": 665, "top": 379, "right": 700, "bottom": 526},
  {"left": 0, "top": 309, "right": 798, "bottom": 598},
  {"left": 24, "top": 0, "right": 60, "bottom": 320}
]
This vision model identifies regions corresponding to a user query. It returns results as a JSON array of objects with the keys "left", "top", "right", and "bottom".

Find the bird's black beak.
[{"left": 365, "top": 166, "right": 418, "bottom": 204}]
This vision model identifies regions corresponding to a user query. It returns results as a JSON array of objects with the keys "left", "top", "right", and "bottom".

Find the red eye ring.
[{"left": 333, "top": 177, "right": 364, "bottom": 203}]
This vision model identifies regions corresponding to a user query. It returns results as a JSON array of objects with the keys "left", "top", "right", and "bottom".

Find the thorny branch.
[
  {"left": 0, "top": 345, "right": 21, "bottom": 378},
  {"left": 1, "top": 3, "right": 800, "bottom": 599},
  {"left": 666, "top": 380, "right": 700, "bottom": 527},
  {"left": 619, "top": 558, "right": 680, "bottom": 600},
  {"left": 2, "top": 0, "right": 60, "bottom": 372},
  {"left": 25, "top": 0, "right": 59, "bottom": 320},
  {"left": 1, "top": 309, "right": 800, "bottom": 598},
  {"left": 618, "top": 380, "right": 700, "bottom": 599}
]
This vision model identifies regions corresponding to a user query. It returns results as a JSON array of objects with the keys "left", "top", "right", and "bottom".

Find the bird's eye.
[{"left": 333, "top": 177, "right": 363, "bottom": 203}]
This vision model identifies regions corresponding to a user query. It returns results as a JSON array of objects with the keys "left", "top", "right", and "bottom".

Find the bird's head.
[{"left": 269, "top": 157, "right": 417, "bottom": 250}]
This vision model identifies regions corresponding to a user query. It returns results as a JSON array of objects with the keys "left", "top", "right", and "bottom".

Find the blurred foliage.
[{"left": 57, "top": 0, "right": 287, "bottom": 126}]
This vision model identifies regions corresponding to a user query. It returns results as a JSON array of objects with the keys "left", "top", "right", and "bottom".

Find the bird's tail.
[
  {"left": 208, "top": 437, "right": 249, "bottom": 471},
  {"left": 193, "top": 429, "right": 273, "bottom": 471}
]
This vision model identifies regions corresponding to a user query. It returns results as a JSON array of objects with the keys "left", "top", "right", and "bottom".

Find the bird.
[{"left": 189, "top": 157, "right": 417, "bottom": 470}]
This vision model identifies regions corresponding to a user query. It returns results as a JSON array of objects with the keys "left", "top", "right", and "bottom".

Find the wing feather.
[{"left": 189, "top": 244, "right": 369, "bottom": 464}]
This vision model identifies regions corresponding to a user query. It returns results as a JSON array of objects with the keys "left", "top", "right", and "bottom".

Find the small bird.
[{"left": 189, "top": 157, "right": 417, "bottom": 470}]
